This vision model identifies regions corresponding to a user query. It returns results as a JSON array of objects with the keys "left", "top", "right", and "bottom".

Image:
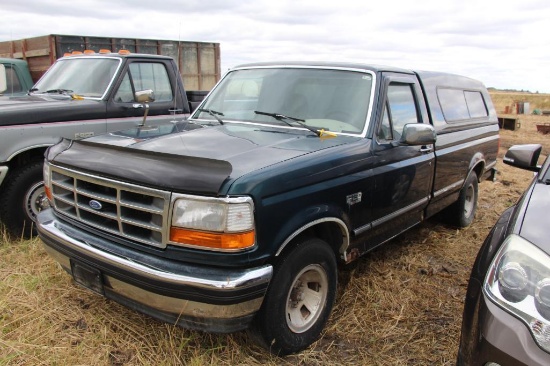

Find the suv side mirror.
[
  {"left": 504, "top": 144, "right": 542, "bottom": 172},
  {"left": 0, "top": 64, "right": 7, "bottom": 94}
]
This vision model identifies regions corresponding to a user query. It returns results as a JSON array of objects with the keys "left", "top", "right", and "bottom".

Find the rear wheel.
[
  {"left": 249, "top": 238, "right": 337, "bottom": 355},
  {"left": 0, "top": 161, "right": 48, "bottom": 238},
  {"left": 445, "top": 171, "right": 478, "bottom": 227}
]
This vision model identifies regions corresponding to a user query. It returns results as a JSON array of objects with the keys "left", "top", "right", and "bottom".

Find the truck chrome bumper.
[{"left": 37, "top": 209, "right": 272, "bottom": 333}]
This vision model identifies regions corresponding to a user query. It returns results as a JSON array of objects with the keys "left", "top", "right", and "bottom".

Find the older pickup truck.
[
  {"left": 0, "top": 51, "right": 208, "bottom": 237},
  {"left": 37, "top": 62, "right": 499, "bottom": 354}
]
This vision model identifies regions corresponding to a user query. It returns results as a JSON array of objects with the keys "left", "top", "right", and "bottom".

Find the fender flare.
[{"left": 273, "top": 207, "right": 351, "bottom": 261}]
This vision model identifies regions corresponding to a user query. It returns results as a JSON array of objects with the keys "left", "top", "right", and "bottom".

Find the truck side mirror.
[
  {"left": 135, "top": 89, "right": 155, "bottom": 103},
  {"left": 399, "top": 123, "right": 437, "bottom": 146},
  {"left": 134, "top": 89, "right": 155, "bottom": 126},
  {"left": 504, "top": 144, "right": 542, "bottom": 172},
  {"left": 0, "top": 64, "right": 7, "bottom": 94}
]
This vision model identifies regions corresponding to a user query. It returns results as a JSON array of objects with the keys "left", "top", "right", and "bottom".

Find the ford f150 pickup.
[
  {"left": 36, "top": 61, "right": 499, "bottom": 354},
  {"left": 0, "top": 51, "right": 209, "bottom": 237}
]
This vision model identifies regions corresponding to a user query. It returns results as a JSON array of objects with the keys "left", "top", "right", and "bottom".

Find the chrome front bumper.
[{"left": 37, "top": 209, "right": 273, "bottom": 332}]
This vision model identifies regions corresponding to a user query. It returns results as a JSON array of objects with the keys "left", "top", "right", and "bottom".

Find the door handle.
[{"left": 419, "top": 145, "right": 433, "bottom": 153}]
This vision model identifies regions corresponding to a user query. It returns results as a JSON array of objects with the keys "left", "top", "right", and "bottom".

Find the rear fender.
[{"left": 467, "top": 152, "right": 486, "bottom": 183}]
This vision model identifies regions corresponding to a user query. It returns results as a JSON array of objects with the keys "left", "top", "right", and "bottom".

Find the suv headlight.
[
  {"left": 170, "top": 195, "right": 255, "bottom": 251},
  {"left": 484, "top": 234, "right": 550, "bottom": 353}
]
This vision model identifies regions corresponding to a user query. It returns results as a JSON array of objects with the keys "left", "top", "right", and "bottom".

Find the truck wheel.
[
  {"left": 0, "top": 161, "right": 48, "bottom": 238},
  {"left": 249, "top": 238, "right": 337, "bottom": 355},
  {"left": 446, "top": 172, "right": 478, "bottom": 228}
]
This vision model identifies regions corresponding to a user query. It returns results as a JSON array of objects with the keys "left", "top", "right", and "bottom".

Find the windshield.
[
  {"left": 32, "top": 57, "right": 120, "bottom": 99},
  {"left": 192, "top": 67, "right": 374, "bottom": 135}
]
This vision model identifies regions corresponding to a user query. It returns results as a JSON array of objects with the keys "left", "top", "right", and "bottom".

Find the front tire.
[
  {"left": 0, "top": 161, "right": 48, "bottom": 238},
  {"left": 249, "top": 238, "right": 337, "bottom": 355}
]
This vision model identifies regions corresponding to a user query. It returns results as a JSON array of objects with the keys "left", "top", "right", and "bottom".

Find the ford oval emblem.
[{"left": 89, "top": 200, "right": 103, "bottom": 210}]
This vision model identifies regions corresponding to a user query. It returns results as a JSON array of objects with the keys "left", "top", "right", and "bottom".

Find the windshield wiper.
[
  {"left": 197, "top": 108, "right": 224, "bottom": 125},
  {"left": 254, "top": 110, "right": 321, "bottom": 137},
  {"left": 45, "top": 89, "right": 74, "bottom": 95},
  {"left": 28, "top": 88, "right": 39, "bottom": 93}
]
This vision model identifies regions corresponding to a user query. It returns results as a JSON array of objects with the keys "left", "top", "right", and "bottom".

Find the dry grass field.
[{"left": 1, "top": 91, "right": 550, "bottom": 365}]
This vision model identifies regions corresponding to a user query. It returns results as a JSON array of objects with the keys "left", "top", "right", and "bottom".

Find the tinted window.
[
  {"left": 465, "top": 91, "right": 488, "bottom": 118},
  {"left": 378, "top": 104, "right": 393, "bottom": 140},
  {"left": 438, "top": 88, "right": 488, "bottom": 121},
  {"left": 387, "top": 83, "right": 419, "bottom": 137}
]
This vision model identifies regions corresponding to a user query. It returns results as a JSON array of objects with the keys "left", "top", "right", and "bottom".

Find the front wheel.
[
  {"left": 249, "top": 238, "right": 337, "bottom": 355},
  {"left": 0, "top": 161, "right": 48, "bottom": 238}
]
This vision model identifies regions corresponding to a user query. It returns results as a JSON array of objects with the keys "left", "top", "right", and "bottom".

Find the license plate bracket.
[{"left": 70, "top": 259, "right": 104, "bottom": 295}]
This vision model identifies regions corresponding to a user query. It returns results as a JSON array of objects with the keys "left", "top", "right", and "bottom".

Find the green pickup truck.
[
  {"left": 0, "top": 58, "right": 34, "bottom": 96},
  {"left": 37, "top": 61, "right": 500, "bottom": 355}
]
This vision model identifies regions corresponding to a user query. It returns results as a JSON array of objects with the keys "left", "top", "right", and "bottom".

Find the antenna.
[{"left": 169, "top": 19, "right": 185, "bottom": 121}]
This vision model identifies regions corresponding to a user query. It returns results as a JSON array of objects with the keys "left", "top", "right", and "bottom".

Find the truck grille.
[{"left": 49, "top": 165, "right": 171, "bottom": 248}]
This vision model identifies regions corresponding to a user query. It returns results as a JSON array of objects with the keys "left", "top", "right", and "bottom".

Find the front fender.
[{"left": 270, "top": 203, "right": 350, "bottom": 259}]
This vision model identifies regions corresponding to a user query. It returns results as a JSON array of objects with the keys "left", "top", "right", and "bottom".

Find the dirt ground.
[{"left": 1, "top": 110, "right": 549, "bottom": 365}]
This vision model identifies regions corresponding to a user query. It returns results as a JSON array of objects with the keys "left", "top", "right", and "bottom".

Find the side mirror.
[
  {"left": 399, "top": 123, "right": 437, "bottom": 146},
  {"left": 504, "top": 144, "right": 542, "bottom": 172},
  {"left": 135, "top": 89, "right": 155, "bottom": 103},
  {"left": 0, "top": 64, "right": 7, "bottom": 94},
  {"left": 134, "top": 89, "right": 155, "bottom": 126}
]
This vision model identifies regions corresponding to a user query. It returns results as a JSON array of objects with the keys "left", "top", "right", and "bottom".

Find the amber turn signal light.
[{"left": 170, "top": 227, "right": 255, "bottom": 250}]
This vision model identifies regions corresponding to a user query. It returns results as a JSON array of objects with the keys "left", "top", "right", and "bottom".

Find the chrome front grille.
[{"left": 49, "top": 165, "right": 171, "bottom": 248}]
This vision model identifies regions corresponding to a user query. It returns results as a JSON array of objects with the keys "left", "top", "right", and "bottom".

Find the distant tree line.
[{"left": 487, "top": 87, "right": 539, "bottom": 94}]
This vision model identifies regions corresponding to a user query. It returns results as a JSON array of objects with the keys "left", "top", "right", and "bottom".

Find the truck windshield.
[
  {"left": 32, "top": 57, "right": 120, "bottom": 99},
  {"left": 193, "top": 67, "right": 374, "bottom": 135}
]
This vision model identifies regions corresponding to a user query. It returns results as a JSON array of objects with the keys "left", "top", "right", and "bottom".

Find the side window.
[
  {"left": 130, "top": 63, "right": 173, "bottom": 102},
  {"left": 378, "top": 83, "right": 419, "bottom": 141},
  {"left": 378, "top": 103, "right": 393, "bottom": 141},
  {"left": 113, "top": 62, "right": 173, "bottom": 103},
  {"left": 114, "top": 73, "right": 134, "bottom": 103},
  {"left": 464, "top": 91, "right": 488, "bottom": 118},
  {"left": 5, "top": 67, "right": 23, "bottom": 93},
  {"left": 438, "top": 88, "right": 488, "bottom": 121}
]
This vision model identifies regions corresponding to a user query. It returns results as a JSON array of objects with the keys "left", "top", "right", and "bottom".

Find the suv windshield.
[
  {"left": 192, "top": 67, "right": 373, "bottom": 134},
  {"left": 32, "top": 57, "right": 120, "bottom": 99}
]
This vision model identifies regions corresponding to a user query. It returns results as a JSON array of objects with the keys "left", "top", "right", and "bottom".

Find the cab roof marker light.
[
  {"left": 118, "top": 49, "right": 131, "bottom": 55},
  {"left": 71, "top": 51, "right": 83, "bottom": 55},
  {"left": 83, "top": 50, "right": 95, "bottom": 55},
  {"left": 99, "top": 49, "right": 111, "bottom": 54}
]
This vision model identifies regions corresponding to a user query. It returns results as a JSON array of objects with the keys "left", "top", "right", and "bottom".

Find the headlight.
[
  {"left": 43, "top": 161, "right": 52, "bottom": 201},
  {"left": 484, "top": 234, "right": 550, "bottom": 352},
  {"left": 170, "top": 195, "right": 255, "bottom": 251}
]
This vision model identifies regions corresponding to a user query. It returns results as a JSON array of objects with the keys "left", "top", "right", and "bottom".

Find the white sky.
[{"left": 2, "top": 0, "right": 549, "bottom": 92}]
